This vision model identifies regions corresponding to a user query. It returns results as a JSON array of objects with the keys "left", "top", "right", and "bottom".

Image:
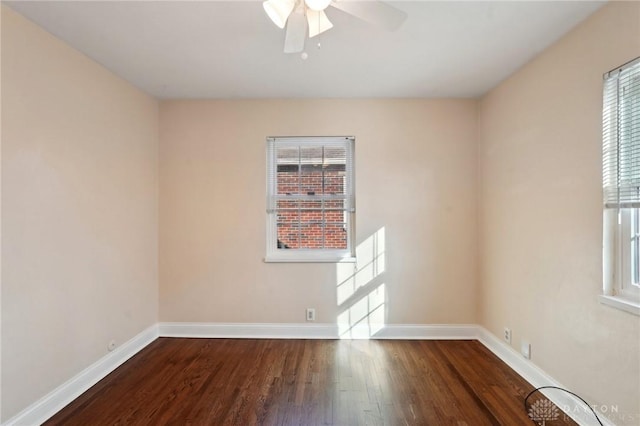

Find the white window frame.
[
  {"left": 265, "top": 136, "right": 356, "bottom": 263},
  {"left": 601, "top": 57, "right": 640, "bottom": 316}
]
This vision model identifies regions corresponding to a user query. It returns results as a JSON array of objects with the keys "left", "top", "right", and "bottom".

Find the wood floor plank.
[{"left": 44, "top": 338, "right": 576, "bottom": 425}]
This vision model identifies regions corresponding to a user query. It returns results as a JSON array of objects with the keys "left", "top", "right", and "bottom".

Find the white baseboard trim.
[
  {"left": 3, "top": 324, "right": 159, "bottom": 426},
  {"left": 158, "top": 322, "right": 479, "bottom": 340},
  {"left": 476, "top": 327, "right": 615, "bottom": 426},
  {"left": 159, "top": 322, "right": 339, "bottom": 339},
  {"left": 370, "top": 324, "right": 478, "bottom": 339}
]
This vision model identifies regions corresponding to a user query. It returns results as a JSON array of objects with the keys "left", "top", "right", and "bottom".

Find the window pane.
[
  {"left": 277, "top": 208, "right": 299, "bottom": 249},
  {"left": 324, "top": 171, "right": 346, "bottom": 195},
  {"left": 300, "top": 146, "right": 322, "bottom": 196},
  {"left": 277, "top": 166, "right": 299, "bottom": 195},
  {"left": 300, "top": 201, "right": 323, "bottom": 249},
  {"left": 325, "top": 203, "right": 346, "bottom": 235},
  {"left": 276, "top": 146, "right": 299, "bottom": 164},
  {"left": 277, "top": 146, "right": 299, "bottom": 195},
  {"left": 300, "top": 222, "right": 324, "bottom": 249},
  {"left": 300, "top": 146, "right": 323, "bottom": 166},
  {"left": 325, "top": 146, "right": 346, "bottom": 196},
  {"left": 301, "top": 164, "right": 323, "bottom": 195},
  {"left": 325, "top": 146, "right": 346, "bottom": 165},
  {"left": 325, "top": 223, "right": 347, "bottom": 249},
  {"left": 619, "top": 207, "right": 640, "bottom": 293}
]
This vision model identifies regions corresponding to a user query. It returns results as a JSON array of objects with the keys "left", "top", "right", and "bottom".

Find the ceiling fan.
[{"left": 263, "top": 0, "right": 408, "bottom": 54}]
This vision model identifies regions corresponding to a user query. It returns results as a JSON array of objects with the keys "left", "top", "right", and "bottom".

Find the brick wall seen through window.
[{"left": 276, "top": 163, "right": 347, "bottom": 249}]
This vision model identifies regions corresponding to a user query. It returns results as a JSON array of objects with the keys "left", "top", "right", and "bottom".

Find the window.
[
  {"left": 266, "top": 136, "right": 355, "bottom": 262},
  {"left": 602, "top": 57, "right": 640, "bottom": 315}
]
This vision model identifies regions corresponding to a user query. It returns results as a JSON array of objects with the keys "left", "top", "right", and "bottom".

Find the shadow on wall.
[{"left": 336, "top": 227, "right": 386, "bottom": 339}]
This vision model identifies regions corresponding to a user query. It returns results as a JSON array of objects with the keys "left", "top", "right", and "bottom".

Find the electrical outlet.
[
  {"left": 521, "top": 340, "right": 531, "bottom": 359},
  {"left": 306, "top": 308, "right": 316, "bottom": 322},
  {"left": 504, "top": 327, "right": 512, "bottom": 344}
]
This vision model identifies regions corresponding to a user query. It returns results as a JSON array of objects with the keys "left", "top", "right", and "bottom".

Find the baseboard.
[
  {"left": 158, "top": 322, "right": 479, "bottom": 340},
  {"left": 3, "top": 324, "right": 159, "bottom": 426},
  {"left": 476, "top": 327, "right": 616, "bottom": 426},
  {"left": 159, "top": 322, "right": 339, "bottom": 339},
  {"left": 372, "top": 324, "right": 478, "bottom": 339}
]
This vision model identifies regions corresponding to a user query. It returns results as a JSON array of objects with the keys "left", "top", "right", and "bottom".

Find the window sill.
[
  {"left": 598, "top": 295, "right": 640, "bottom": 316},
  {"left": 264, "top": 256, "right": 357, "bottom": 264}
]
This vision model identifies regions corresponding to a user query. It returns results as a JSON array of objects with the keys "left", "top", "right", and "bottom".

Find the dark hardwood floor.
[{"left": 45, "top": 338, "right": 576, "bottom": 425}]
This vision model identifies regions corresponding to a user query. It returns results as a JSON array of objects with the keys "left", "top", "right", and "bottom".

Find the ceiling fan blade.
[
  {"left": 331, "top": 0, "right": 407, "bottom": 31},
  {"left": 307, "top": 9, "right": 333, "bottom": 38},
  {"left": 284, "top": 6, "right": 307, "bottom": 53}
]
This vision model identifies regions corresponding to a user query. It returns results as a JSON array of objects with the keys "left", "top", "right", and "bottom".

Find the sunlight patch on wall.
[
  {"left": 336, "top": 227, "right": 386, "bottom": 339},
  {"left": 337, "top": 283, "right": 385, "bottom": 338}
]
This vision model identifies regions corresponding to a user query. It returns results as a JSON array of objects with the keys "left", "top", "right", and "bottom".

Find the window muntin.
[{"left": 266, "top": 137, "right": 355, "bottom": 262}]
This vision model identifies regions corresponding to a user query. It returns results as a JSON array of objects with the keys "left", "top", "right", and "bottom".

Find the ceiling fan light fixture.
[
  {"left": 306, "top": 9, "right": 333, "bottom": 38},
  {"left": 304, "top": 0, "right": 332, "bottom": 12},
  {"left": 263, "top": 0, "right": 296, "bottom": 29}
]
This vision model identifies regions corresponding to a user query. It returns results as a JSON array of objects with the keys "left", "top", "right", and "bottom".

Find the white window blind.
[
  {"left": 603, "top": 57, "right": 640, "bottom": 208},
  {"left": 265, "top": 136, "right": 355, "bottom": 262}
]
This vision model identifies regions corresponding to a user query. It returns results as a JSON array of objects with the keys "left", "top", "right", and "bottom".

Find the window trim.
[
  {"left": 264, "top": 136, "right": 356, "bottom": 263},
  {"left": 601, "top": 57, "right": 640, "bottom": 316},
  {"left": 620, "top": 209, "right": 640, "bottom": 298},
  {"left": 602, "top": 209, "right": 640, "bottom": 316},
  {"left": 599, "top": 294, "right": 640, "bottom": 316}
]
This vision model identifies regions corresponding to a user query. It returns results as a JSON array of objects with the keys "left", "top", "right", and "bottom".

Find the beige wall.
[
  {"left": 160, "top": 99, "right": 478, "bottom": 326},
  {"left": 478, "top": 2, "right": 640, "bottom": 423},
  {"left": 1, "top": 6, "right": 159, "bottom": 421}
]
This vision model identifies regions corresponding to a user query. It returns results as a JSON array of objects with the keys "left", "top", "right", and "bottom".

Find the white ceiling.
[{"left": 5, "top": 0, "right": 605, "bottom": 99}]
